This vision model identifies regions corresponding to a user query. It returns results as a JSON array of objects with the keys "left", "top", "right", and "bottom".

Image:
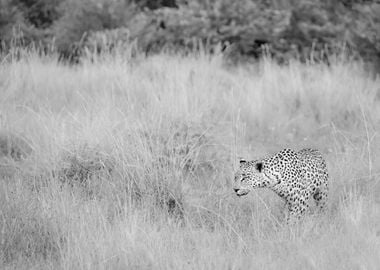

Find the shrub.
[
  {"left": 2, "top": 0, "right": 380, "bottom": 68},
  {"left": 134, "top": 0, "right": 178, "bottom": 10},
  {"left": 134, "top": 0, "right": 380, "bottom": 66},
  {"left": 0, "top": 1, "right": 26, "bottom": 46},
  {"left": 53, "top": 0, "right": 138, "bottom": 62},
  {"left": 14, "top": 0, "right": 62, "bottom": 29},
  {"left": 0, "top": 0, "right": 58, "bottom": 54}
]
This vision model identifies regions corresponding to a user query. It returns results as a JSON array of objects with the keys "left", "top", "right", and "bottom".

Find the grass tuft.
[{"left": 1, "top": 50, "right": 380, "bottom": 269}]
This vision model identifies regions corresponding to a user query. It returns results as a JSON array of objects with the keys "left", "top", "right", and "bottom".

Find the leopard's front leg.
[{"left": 285, "top": 189, "right": 311, "bottom": 224}]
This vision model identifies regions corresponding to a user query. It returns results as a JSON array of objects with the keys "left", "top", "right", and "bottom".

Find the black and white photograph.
[{"left": 1, "top": 0, "right": 380, "bottom": 269}]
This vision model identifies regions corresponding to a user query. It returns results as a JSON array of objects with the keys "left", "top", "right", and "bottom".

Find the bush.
[
  {"left": 0, "top": 0, "right": 60, "bottom": 54},
  {"left": 134, "top": 0, "right": 178, "bottom": 10},
  {"left": 14, "top": 0, "right": 62, "bottom": 29},
  {"left": 1, "top": 0, "right": 380, "bottom": 69},
  {"left": 133, "top": 0, "right": 379, "bottom": 65},
  {"left": 0, "top": 1, "right": 26, "bottom": 46},
  {"left": 53, "top": 0, "right": 138, "bottom": 62}
]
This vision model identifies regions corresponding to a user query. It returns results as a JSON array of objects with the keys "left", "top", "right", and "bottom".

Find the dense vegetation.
[
  {"left": 1, "top": 48, "right": 380, "bottom": 269},
  {"left": 1, "top": 1, "right": 380, "bottom": 269},
  {"left": 1, "top": 0, "right": 380, "bottom": 67}
]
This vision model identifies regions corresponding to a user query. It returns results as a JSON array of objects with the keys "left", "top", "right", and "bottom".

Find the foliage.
[
  {"left": 138, "top": 0, "right": 380, "bottom": 64},
  {"left": 0, "top": 0, "right": 379, "bottom": 67},
  {"left": 134, "top": 0, "right": 178, "bottom": 10},
  {"left": 53, "top": 0, "right": 137, "bottom": 62},
  {"left": 0, "top": 0, "right": 26, "bottom": 45},
  {"left": 14, "top": 0, "right": 62, "bottom": 29}
]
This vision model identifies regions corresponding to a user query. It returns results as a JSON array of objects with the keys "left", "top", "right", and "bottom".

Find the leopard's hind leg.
[{"left": 313, "top": 181, "right": 328, "bottom": 212}]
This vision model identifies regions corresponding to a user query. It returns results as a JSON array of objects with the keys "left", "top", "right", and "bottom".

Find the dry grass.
[{"left": 0, "top": 51, "right": 380, "bottom": 270}]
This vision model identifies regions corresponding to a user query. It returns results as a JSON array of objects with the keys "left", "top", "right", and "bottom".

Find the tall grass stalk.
[{"left": 0, "top": 50, "right": 380, "bottom": 269}]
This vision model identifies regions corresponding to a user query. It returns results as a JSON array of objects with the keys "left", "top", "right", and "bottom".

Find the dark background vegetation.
[{"left": 1, "top": 0, "right": 380, "bottom": 67}]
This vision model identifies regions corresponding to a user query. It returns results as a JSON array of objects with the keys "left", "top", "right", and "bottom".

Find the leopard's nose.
[{"left": 233, "top": 188, "right": 240, "bottom": 193}]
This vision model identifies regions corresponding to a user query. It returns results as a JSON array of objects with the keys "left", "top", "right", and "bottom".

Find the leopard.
[{"left": 233, "top": 148, "right": 329, "bottom": 222}]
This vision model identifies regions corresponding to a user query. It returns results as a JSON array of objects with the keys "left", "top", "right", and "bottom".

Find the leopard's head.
[{"left": 233, "top": 159, "right": 273, "bottom": 196}]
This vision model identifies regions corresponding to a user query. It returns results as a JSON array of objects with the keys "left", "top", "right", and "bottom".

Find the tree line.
[{"left": 1, "top": 0, "right": 379, "bottom": 67}]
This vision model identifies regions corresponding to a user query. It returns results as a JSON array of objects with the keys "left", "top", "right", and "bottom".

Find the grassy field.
[{"left": 0, "top": 51, "right": 380, "bottom": 270}]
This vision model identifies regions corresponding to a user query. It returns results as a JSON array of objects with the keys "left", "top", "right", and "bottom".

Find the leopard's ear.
[
  {"left": 239, "top": 158, "right": 246, "bottom": 164},
  {"left": 255, "top": 162, "right": 263, "bottom": 172}
]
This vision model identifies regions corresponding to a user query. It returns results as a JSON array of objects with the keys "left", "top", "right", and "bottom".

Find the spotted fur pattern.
[{"left": 233, "top": 148, "right": 329, "bottom": 222}]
